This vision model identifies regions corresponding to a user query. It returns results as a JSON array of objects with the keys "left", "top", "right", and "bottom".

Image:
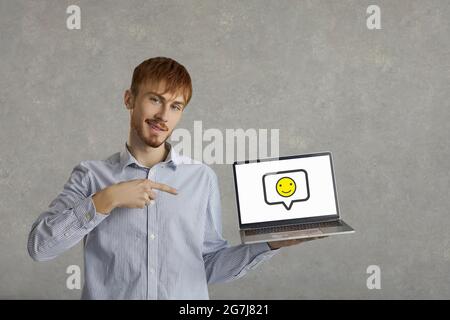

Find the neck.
[{"left": 126, "top": 134, "right": 169, "bottom": 168}]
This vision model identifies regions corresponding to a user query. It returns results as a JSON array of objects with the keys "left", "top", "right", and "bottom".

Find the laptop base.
[{"left": 240, "top": 220, "right": 355, "bottom": 244}]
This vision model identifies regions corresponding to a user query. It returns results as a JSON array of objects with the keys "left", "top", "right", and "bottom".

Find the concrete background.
[{"left": 0, "top": 0, "right": 449, "bottom": 299}]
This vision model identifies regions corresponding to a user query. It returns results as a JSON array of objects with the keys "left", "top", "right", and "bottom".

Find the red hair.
[{"left": 130, "top": 57, "right": 193, "bottom": 106}]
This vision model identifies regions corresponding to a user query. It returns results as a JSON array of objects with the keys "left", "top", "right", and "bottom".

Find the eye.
[
  {"left": 290, "top": 183, "right": 292, "bottom": 185},
  {"left": 150, "top": 97, "right": 161, "bottom": 104},
  {"left": 279, "top": 184, "right": 282, "bottom": 187},
  {"left": 171, "top": 104, "right": 182, "bottom": 111}
]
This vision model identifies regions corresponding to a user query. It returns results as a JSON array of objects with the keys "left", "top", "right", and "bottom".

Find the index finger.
[{"left": 150, "top": 181, "right": 178, "bottom": 195}]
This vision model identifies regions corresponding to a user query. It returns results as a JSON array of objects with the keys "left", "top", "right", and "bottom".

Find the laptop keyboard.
[{"left": 244, "top": 220, "right": 342, "bottom": 236}]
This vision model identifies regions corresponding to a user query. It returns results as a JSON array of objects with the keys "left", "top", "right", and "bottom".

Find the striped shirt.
[{"left": 27, "top": 141, "right": 279, "bottom": 299}]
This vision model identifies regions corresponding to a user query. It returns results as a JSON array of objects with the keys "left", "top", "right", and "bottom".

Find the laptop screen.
[{"left": 233, "top": 153, "right": 339, "bottom": 227}]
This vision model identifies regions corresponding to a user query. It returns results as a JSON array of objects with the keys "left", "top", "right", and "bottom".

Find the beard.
[{"left": 130, "top": 114, "right": 171, "bottom": 148}]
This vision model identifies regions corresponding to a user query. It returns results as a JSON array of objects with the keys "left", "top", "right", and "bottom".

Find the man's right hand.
[{"left": 92, "top": 179, "right": 178, "bottom": 215}]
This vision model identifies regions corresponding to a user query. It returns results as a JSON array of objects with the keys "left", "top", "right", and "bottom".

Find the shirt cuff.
[
  {"left": 73, "top": 196, "right": 108, "bottom": 229},
  {"left": 257, "top": 242, "right": 282, "bottom": 256},
  {"left": 244, "top": 242, "right": 281, "bottom": 271}
]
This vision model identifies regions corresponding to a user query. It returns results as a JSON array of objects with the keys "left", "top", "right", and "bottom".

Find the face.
[
  {"left": 125, "top": 81, "right": 186, "bottom": 148},
  {"left": 276, "top": 177, "right": 296, "bottom": 197}
]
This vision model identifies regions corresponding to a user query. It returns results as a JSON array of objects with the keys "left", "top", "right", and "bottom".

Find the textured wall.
[{"left": 0, "top": 0, "right": 449, "bottom": 299}]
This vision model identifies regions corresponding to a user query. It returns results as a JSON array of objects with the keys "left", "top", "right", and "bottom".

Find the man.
[{"left": 27, "top": 57, "right": 321, "bottom": 299}]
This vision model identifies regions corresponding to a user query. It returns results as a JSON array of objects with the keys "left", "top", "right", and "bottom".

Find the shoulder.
[{"left": 76, "top": 151, "right": 121, "bottom": 176}]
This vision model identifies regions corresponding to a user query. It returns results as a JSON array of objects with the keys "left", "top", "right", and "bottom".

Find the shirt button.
[
  {"left": 85, "top": 212, "right": 91, "bottom": 220},
  {"left": 149, "top": 233, "right": 155, "bottom": 240},
  {"left": 150, "top": 268, "right": 155, "bottom": 274}
]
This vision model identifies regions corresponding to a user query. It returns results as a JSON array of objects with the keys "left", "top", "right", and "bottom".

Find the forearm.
[
  {"left": 204, "top": 242, "right": 279, "bottom": 284},
  {"left": 27, "top": 196, "right": 107, "bottom": 261}
]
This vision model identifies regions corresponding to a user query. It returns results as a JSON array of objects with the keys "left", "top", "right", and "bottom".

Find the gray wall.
[{"left": 1, "top": 0, "right": 449, "bottom": 299}]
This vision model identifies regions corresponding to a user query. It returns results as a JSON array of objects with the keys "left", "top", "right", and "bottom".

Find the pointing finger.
[{"left": 150, "top": 181, "right": 178, "bottom": 195}]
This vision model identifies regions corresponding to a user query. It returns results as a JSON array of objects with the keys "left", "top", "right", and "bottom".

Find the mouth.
[
  {"left": 281, "top": 190, "right": 292, "bottom": 194},
  {"left": 146, "top": 120, "right": 167, "bottom": 133}
]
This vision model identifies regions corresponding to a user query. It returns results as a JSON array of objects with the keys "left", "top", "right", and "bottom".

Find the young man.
[{"left": 28, "top": 57, "right": 318, "bottom": 299}]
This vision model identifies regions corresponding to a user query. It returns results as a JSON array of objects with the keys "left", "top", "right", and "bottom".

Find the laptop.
[{"left": 233, "top": 152, "right": 355, "bottom": 244}]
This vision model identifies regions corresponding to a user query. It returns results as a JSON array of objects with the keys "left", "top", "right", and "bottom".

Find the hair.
[{"left": 130, "top": 56, "right": 193, "bottom": 106}]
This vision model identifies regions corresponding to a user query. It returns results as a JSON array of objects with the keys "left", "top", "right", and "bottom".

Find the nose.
[{"left": 154, "top": 104, "right": 169, "bottom": 122}]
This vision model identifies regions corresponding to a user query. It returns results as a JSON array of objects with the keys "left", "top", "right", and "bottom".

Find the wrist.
[
  {"left": 104, "top": 185, "right": 120, "bottom": 208},
  {"left": 92, "top": 187, "right": 117, "bottom": 215}
]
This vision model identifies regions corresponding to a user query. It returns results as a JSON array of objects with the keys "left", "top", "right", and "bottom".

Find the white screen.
[{"left": 235, "top": 154, "right": 338, "bottom": 224}]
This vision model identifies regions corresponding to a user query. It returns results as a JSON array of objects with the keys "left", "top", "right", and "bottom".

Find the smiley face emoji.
[{"left": 276, "top": 177, "right": 296, "bottom": 197}]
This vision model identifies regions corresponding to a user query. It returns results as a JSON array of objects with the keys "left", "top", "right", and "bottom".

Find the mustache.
[{"left": 145, "top": 119, "right": 168, "bottom": 131}]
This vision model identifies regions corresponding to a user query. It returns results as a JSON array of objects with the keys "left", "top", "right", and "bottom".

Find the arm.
[
  {"left": 27, "top": 163, "right": 109, "bottom": 261},
  {"left": 202, "top": 169, "right": 281, "bottom": 284}
]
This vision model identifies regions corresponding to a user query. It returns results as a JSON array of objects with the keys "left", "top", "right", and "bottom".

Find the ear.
[{"left": 124, "top": 89, "right": 134, "bottom": 110}]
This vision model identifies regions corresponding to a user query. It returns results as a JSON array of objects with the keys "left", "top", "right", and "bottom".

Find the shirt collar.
[{"left": 119, "top": 141, "right": 180, "bottom": 170}]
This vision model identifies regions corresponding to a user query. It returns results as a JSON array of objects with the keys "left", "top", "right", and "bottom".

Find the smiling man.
[{"left": 27, "top": 57, "right": 314, "bottom": 300}]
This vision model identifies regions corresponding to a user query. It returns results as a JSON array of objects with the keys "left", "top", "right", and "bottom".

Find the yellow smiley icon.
[{"left": 276, "top": 177, "right": 296, "bottom": 197}]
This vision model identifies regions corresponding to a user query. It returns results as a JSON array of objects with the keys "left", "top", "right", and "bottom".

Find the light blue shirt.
[{"left": 27, "top": 142, "right": 279, "bottom": 299}]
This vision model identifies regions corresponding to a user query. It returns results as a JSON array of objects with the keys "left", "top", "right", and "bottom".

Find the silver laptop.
[{"left": 233, "top": 152, "right": 355, "bottom": 244}]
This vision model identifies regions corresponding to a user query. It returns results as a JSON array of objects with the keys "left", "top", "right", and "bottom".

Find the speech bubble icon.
[{"left": 262, "top": 169, "right": 310, "bottom": 210}]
